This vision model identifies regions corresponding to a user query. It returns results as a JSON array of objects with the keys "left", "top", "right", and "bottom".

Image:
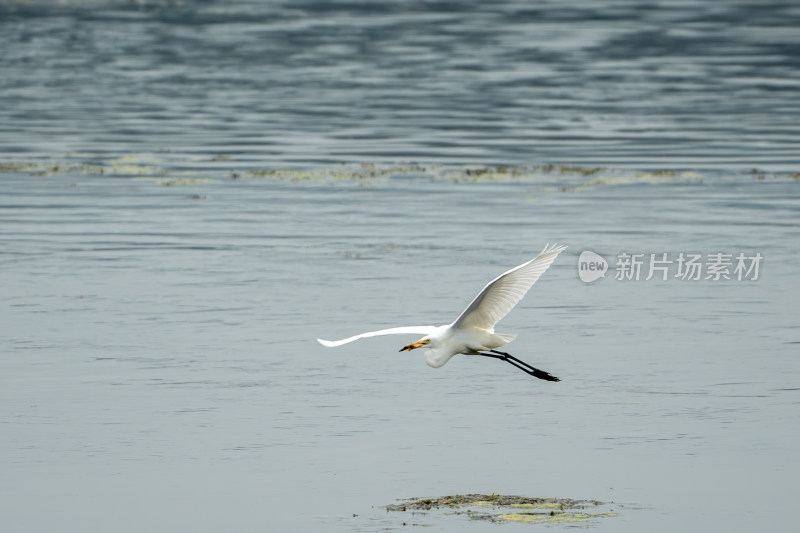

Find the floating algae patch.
[
  {"left": 241, "top": 163, "right": 433, "bottom": 183},
  {"left": 157, "top": 178, "right": 213, "bottom": 187},
  {"left": 185, "top": 162, "right": 709, "bottom": 191},
  {"left": 383, "top": 494, "right": 621, "bottom": 526},
  {"left": 441, "top": 164, "right": 605, "bottom": 183},
  {"left": 0, "top": 162, "right": 41, "bottom": 173},
  {"left": 240, "top": 163, "right": 614, "bottom": 185},
  {"left": 3, "top": 157, "right": 792, "bottom": 193},
  {"left": 496, "top": 511, "right": 618, "bottom": 524},
  {"left": 105, "top": 156, "right": 164, "bottom": 177},
  {"left": 0, "top": 158, "right": 162, "bottom": 178},
  {"left": 243, "top": 168, "right": 362, "bottom": 182}
]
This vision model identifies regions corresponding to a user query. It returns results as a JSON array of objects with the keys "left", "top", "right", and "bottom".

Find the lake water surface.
[{"left": 1, "top": 1, "right": 799, "bottom": 532}]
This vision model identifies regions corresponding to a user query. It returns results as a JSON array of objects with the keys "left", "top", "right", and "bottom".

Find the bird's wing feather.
[
  {"left": 451, "top": 243, "right": 567, "bottom": 330},
  {"left": 317, "top": 326, "right": 438, "bottom": 347}
]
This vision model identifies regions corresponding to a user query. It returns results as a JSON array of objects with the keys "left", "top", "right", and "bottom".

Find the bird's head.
[{"left": 399, "top": 337, "right": 431, "bottom": 352}]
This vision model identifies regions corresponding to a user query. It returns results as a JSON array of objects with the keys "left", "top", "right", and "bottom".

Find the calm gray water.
[
  {"left": 2, "top": 1, "right": 800, "bottom": 532},
  {"left": 2, "top": 0, "right": 800, "bottom": 168}
]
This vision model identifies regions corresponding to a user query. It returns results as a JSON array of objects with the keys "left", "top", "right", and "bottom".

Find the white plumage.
[
  {"left": 316, "top": 326, "right": 438, "bottom": 348},
  {"left": 317, "top": 243, "right": 567, "bottom": 380}
]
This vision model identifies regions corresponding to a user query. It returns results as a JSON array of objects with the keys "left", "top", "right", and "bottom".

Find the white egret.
[{"left": 317, "top": 243, "right": 567, "bottom": 381}]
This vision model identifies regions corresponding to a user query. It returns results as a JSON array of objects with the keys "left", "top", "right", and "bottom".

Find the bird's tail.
[{"left": 492, "top": 333, "right": 517, "bottom": 347}]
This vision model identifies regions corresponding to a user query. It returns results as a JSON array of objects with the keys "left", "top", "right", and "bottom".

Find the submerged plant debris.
[{"left": 384, "top": 494, "right": 621, "bottom": 525}]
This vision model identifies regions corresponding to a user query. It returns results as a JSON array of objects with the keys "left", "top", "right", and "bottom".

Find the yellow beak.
[{"left": 400, "top": 340, "right": 428, "bottom": 352}]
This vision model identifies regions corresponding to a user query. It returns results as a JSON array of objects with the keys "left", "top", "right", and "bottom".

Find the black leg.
[{"left": 481, "top": 350, "right": 560, "bottom": 382}]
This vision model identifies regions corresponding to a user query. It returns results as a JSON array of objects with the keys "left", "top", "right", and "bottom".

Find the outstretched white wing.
[
  {"left": 451, "top": 243, "right": 567, "bottom": 330},
  {"left": 317, "top": 326, "right": 438, "bottom": 347}
]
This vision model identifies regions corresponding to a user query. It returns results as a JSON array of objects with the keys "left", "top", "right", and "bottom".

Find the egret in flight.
[{"left": 317, "top": 243, "right": 567, "bottom": 381}]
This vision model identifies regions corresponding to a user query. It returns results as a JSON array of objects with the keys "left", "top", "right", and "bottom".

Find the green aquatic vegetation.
[
  {"left": 494, "top": 511, "right": 618, "bottom": 523},
  {"left": 157, "top": 178, "right": 213, "bottom": 187},
  {"left": 0, "top": 162, "right": 40, "bottom": 173},
  {"left": 775, "top": 172, "right": 800, "bottom": 181},
  {"left": 105, "top": 156, "right": 163, "bottom": 176},
  {"left": 441, "top": 164, "right": 604, "bottom": 183},
  {"left": 385, "top": 494, "right": 603, "bottom": 511},
  {"left": 541, "top": 170, "right": 703, "bottom": 194},
  {"left": 0, "top": 162, "right": 106, "bottom": 177},
  {"left": 549, "top": 165, "right": 605, "bottom": 176},
  {"left": 0, "top": 159, "right": 161, "bottom": 177},
  {"left": 384, "top": 494, "right": 619, "bottom": 525},
  {"left": 243, "top": 165, "right": 383, "bottom": 182},
  {"left": 2, "top": 156, "right": 795, "bottom": 193}
]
